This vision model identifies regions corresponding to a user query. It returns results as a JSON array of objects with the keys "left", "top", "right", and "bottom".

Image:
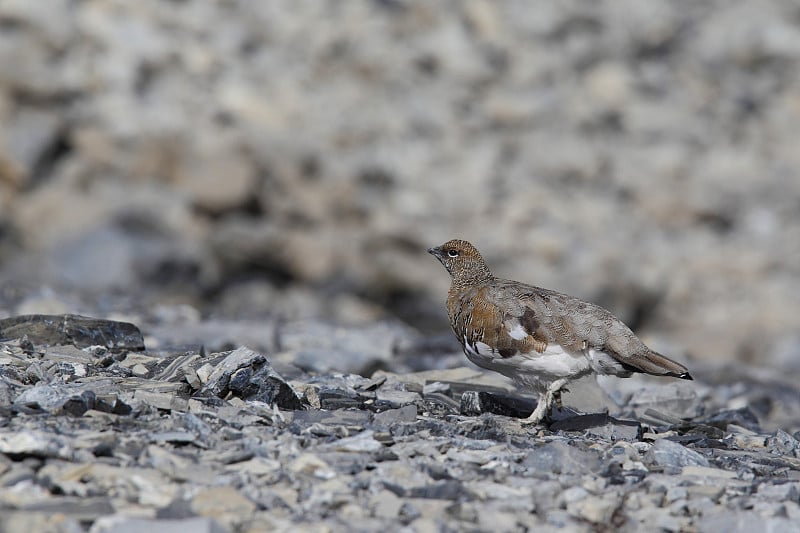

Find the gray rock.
[
  {"left": 0, "top": 314, "right": 144, "bottom": 351},
  {"left": 291, "top": 409, "right": 371, "bottom": 427},
  {"left": 14, "top": 383, "right": 96, "bottom": 415},
  {"left": 133, "top": 390, "right": 189, "bottom": 412},
  {"left": 644, "top": 439, "right": 709, "bottom": 471},
  {"left": 697, "top": 509, "right": 797, "bottom": 533},
  {"left": 373, "top": 405, "right": 417, "bottom": 427},
  {"left": 90, "top": 517, "right": 230, "bottom": 533},
  {"left": 18, "top": 497, "right": 115, "bottom": 522},
  {"left": 0, "top": 429, "right": 73, "bottom": 459},
  {"left": 0, "top": 511, "right": 84, "bottom": 533},
  {"left": 326, "top": 430, "right": 383, "bottom": 453},
  {"left": 194, "top": 346, "right": 305, "bottom": 410},
  {"left": 0, "top": 379, "right": 15, "bottom": 407},
  {"left": 522, "top": 441, "right": 602, "bottom": 476},
  {"left": 703, "top": 408, "right": 761, "bottom": 433},
  {"left": 756, "top": 481, "right": 800, "bottom": 502},
  {"left": 459, "top": 390, "right": 537, "bottom": 419},
  {"left": 624, "top": 381, "right": 703, "bottom": 420},
  {"left": 550, "top": 413, "right": 642, "bottom": 441},
  {"left": 375, "top": 387, "right": 421, "bottom": 410},
  {"left": 766, "top": 429, "right": 799, "bottom": 455}
]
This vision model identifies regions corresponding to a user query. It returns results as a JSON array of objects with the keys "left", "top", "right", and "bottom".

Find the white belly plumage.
[{"left": 462, "top": 335, "right": 625, "bottom": 392}]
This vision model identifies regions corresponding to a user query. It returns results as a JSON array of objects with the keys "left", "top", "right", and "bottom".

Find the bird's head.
[{"left": 428, "top": 239, "right": 493, "bottom": 285}]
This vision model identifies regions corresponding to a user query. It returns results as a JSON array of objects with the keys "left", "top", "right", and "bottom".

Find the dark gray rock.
[
  {"left": 702, "top": 407, "right": 761, "bottom": 433},
  {"left": 0, "top": 314, "right": 144, "bottom": 351},
  {"left": 406, "top": 480, "right": 466, "bottom": 500},
  {"left": 194, "top": 346, "right": 305, "bottom": 410},
  {"left": 317, "top": 385, "right": 364, "bottom": 410},
  {"left": 459, "top": 390, "right": 537, "bottom": 419}
]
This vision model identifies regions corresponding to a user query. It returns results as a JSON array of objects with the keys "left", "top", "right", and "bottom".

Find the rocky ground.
[{"left": 1, "top": 313, "right": 799, "bottom": 533}]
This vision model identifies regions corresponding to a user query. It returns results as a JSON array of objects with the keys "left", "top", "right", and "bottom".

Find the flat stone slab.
[{"left": 0, "top": 314, "right": 144, "bottom": 351}]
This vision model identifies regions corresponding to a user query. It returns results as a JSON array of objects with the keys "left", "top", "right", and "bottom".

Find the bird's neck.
[{"left": 449, "top": 268, "right": 494, "bottom": 291}]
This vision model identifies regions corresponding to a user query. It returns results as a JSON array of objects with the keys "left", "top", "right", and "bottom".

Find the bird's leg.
[
  {"left": 522, "top": 379, "right": 571, "bottom": 425},
  {"left": 521, "top": 392, "right": 550, "bottom": 425}
]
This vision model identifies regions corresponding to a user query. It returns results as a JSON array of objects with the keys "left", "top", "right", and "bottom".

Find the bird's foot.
[{"left": 551, "top": 386, "right": 570, "bottom": 411}]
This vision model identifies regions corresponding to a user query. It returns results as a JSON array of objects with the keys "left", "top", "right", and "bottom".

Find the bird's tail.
[{"left": 634, "top": 349, "right": 693, "bottom": 380}]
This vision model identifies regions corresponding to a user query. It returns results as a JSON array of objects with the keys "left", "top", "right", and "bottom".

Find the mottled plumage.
[{"left": 428, "top": 239, "right": 692, "bottom": 424}]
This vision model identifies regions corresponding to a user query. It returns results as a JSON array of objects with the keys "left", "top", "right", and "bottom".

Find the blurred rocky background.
[{"left": 1, "top": 0, "right": 799, "bottom": 366}]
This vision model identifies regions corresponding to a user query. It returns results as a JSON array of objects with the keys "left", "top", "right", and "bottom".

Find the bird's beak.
[
  {"left": 427, "top": 246, "right": 443, "bottom": 258},
  {"left": 428, "top": 246, "right": 446, "bottom": 266}
]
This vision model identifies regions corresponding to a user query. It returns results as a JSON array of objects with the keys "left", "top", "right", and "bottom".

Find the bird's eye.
[{"left": 447, "top": 249, "right": 459, "bottom": 257}]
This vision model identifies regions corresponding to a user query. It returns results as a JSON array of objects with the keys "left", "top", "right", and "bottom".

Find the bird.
[{"left": 428, "top": 239, "right": 692, "bottom": 425}]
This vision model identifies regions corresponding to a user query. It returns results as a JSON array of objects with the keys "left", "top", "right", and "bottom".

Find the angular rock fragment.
[
  {"left": 291, "top": 409, "right": 371, "bottom": 427},
  {"left": 12, "top": 382, "right": 131, "bottom": 417},
  {"left": 373, "top": 405, "right": 417, "bottom": 426},
  {"left": 0, "top": 511, "right": 83, "bottom": 533},
  {"left": 19, "top": 496, "right": 115, "bottom": 522},
  {"left": 194, "top": 347, "right": 305, "bottom": 410},
  {"left": 325, "top": 430, "right": 383, "bottom": 453},
  {"left": 0, "top": 314, "right": 145, "bottom": 351},
  {"left": 133, "top": 390, "right": 189, "bottom": 412},
  {"left": 0, "top": 430, "right": 73, "bottom": 459},
  {"left": 701, "top": 407, "right": 761, "bottom": 433},
  {"left": 644, "top": 438, "right": 709, "bottom": 471},
  {"left": 697, "top": 509, "right": 797, "bottom": 533},
  {"left": 92, "top": 516, "right": 230, "bottom": 533},
  {"left": 522, "top": 441, "right": 602, "bottom": 475},
  {"left": 375, "top": 387, "right": 420, "bottom": 409},
  {"left": 460, "top": 390, "right": 537, "bottom": 419},
  {"left": 616, "top": 381, "right": 702, "bottom": 420},
  {"left": 317, "top": 385, "right": 364, "bottom": 410}
]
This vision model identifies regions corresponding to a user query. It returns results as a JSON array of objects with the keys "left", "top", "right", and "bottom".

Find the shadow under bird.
[{"left": 428, "top": 239, "right": 692, "bottom": 424}]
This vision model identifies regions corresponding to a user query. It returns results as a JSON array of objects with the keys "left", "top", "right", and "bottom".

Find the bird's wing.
[{"left": 488, "top": 280, "right": 691, "bottom": 378}]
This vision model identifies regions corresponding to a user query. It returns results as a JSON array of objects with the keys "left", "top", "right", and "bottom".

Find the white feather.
[
  {"left": 463, "top": 340, "right": 593, "bottom": 393},
  {"left": 588, "top": 348, "right": 628, "bottom": 375},
  {"left": 506, "top": 322, "right": 528, "bottom": 340}
]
